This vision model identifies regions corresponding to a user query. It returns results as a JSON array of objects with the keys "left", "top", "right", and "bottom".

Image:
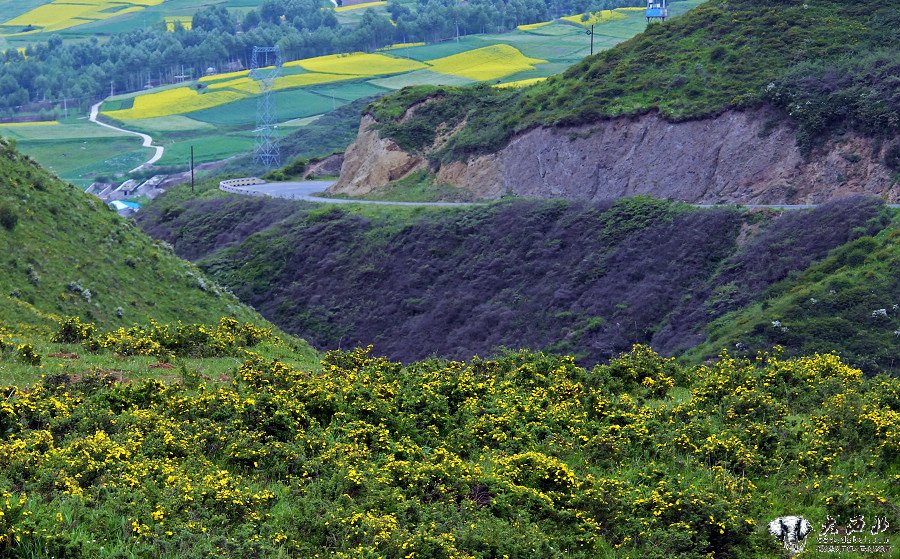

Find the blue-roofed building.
[{"left": 647, "top": 0, "right": 668, "bottom": 21}]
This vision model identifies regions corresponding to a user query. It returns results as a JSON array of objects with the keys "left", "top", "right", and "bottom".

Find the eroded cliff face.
[
  {"left": 331, "top": 115, "right": 426, "bottom": 196},
  {"left": 331, "top": 109, "right": 899, "bottom": 204}
]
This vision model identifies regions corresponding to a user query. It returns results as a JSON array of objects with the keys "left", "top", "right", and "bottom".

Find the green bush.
[
  {"left": 0, "top": 201, "right": 18, "bottom": 231},
  {"left": 885, "top": 143, "right": 900, "bottom": 171},
  {"left": 51, "top": 316, "right": 98, "bottom": 344}
]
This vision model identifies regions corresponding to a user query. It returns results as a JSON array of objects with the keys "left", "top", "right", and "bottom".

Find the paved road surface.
[
  {"left": 89, "top": 101, "right": 164, "bottom": 173},
  {"left": 222, "top": 180, "right": 477, "bottom": 207},
  {"left": 223, "top": 180, "right": 900, "bottom": 209}
]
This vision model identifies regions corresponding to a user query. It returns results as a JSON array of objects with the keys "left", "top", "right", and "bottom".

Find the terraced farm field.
[
  {"left": 0, "top": 0, "right": 165, "bottom": 34},
  {"left": 2, "top": 1, "right": 703, "bottom": 183},
  {"left": 0, "top": 0, "right": 266, "bottom": 45}
]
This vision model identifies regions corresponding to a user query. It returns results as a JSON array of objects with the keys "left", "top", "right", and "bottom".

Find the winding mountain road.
[
  {"left": 220, "top": 180, "right": 477, "bottom": 207},
  {"left": 89, "top": 101, "right": 164, "bottom": 173},
  {"left": 220, "top": 179, "right": 900, "bottom": 209}
]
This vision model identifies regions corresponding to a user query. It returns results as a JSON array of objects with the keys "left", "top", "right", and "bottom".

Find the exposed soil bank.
[{"left": 332, "top": 110, "right": 898, "bottom": 204}]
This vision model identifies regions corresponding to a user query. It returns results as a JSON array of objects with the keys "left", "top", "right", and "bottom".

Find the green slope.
[
  {"left": 139, "top": 180, "right": 898, "bottom": 375},
  {"left": 0, "top": 137, "right": 265, "bottom": 331},
  {"left": 688, "top": 214, "right": 900, "bottom": 373},
  {"left": 370, "top": 0, "right": 900, "bottom": 163}
]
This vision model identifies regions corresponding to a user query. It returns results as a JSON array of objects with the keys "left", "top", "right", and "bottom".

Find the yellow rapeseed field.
[
  {"left": 3, "top": 0, "right": 164, "bottom": 33},
  {"left": 334, "top": 1, "right": 387, "bottom": 12},
  {"left": 495, "top": 77, "right": 547, "bottom": 89},
  {"left": 275, "top": 72, "right": 363, "bottom": 89},
  {"left": 164, "top": 16, "right": 192, "bottom": 32},
  {"left": 207, "top": 73, "right": 363, "bottom": 94},
  {"left": 286, "top": 52, "right": 425, "bottom": 75},
  {"left": 103, "top": 87, "right": 246, "bottom": 121},
  {"left": 561, "top": 10, "right": 627, "bottom": 27},
  {"left": 427, "top": 44, "right": 546, "bottom": 81},
  {"left": 199, "top": 69, "right": 252, "bottom": 84},
  {"left": 377, "top": 42, "right": 427, "bottom": 51},
  {"left": 517, "top": 21, "right": 552, "bottom": 31},
  {"left": 0, "top": 120, "right": 57, "bottom": 127},
  {"left": 205, "top": 77, "right": 262, "bottom": 94}
]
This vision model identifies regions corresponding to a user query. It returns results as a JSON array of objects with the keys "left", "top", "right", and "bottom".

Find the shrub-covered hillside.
[
  {"left": 138, "top": 184, "right": 899, "bottom": 375},
  {"left": 1, "top": 324, "right": 898, "bottom": 558},
  {"left": 688, "top": 216, "right": 900, "bottom": 375},
  {"left": 370, "top": 0, "right": 900, "bottom": 162},
  {"left": 0, "top": 138, "right": 263, "bottom": 331}
]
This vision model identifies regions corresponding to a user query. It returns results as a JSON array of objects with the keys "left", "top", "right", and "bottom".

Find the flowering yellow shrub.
[{"left": 0, "top": 337, "right": 895, "bottom": 557}]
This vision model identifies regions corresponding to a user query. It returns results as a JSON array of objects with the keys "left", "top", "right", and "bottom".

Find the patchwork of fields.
[
  {"left": 0, "top": 0, "right": 165, "bottom": 34},
  {"left": 1, "top": 1, "right": 702, "bottom": 183},
  {"left": 0, "top": 0, "right": 267, "bottom": 46},
  {"left": 0, "top": 119, "right": 152, "bottom": 188}
]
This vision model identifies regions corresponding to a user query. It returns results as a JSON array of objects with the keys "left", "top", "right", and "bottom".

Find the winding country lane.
[
  {"left": 220, "top": 179, "right": 900, "bottom": 209},
  {"left": 89, "top": 101, "right": 164, "bottom": 173},
  {"left": 220, "top": 179, "right": 478, "bottom": 207}
]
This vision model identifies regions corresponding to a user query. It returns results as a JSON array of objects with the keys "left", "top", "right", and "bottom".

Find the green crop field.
[
  {"left": 1, "top": 1, "right": 703, "bottom": 184},
  {"left": 156, "top": 135, "right": 255, "bottom": 167},
  {"left": 0, "top": 120, "right": 152, "bottom": 186}
]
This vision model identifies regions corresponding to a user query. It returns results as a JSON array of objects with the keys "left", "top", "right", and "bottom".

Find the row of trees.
[{"left": 0, "top": 0, "right": 644, "bottom": 116}]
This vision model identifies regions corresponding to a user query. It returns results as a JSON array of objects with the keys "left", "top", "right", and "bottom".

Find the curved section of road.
[
  {"left": 89, "top": 101, "right": 164, "bottom": 173},
  {"left": 220, "top": 179, "right": 477, "bottom": 207},
  {"left": 221, "top": 179, "right": 900, "bottom": 209}
]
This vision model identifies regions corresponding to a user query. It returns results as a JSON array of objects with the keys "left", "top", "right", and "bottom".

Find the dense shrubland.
[
  {"left": 0, "top": 320, "right": 897, "bottom": 558},
  {"left": 139, "top": 191, "right": 898, "bottom": 375}
]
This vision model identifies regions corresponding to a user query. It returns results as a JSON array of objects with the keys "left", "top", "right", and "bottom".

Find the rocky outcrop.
[
  {"left": 332, "top": 109, "right": 899, "bottom": 204},
  {"left": 303, "top": 153, "right": 344, "bottom": 178},
  {"left": 331, "top": 115, "right": 426, "bottom": 196}
]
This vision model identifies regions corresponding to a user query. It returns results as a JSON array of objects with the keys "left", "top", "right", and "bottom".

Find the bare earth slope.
[
  {"left": 331, "top": 0, "right": 899, "bottom": 204},
  {"left": 332, "top": 109, "right": 898, "bottom": 204}
]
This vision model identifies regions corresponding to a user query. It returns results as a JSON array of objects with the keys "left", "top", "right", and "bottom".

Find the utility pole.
[
  {"left": 586, "top": 25, "right": 594, "bottom": 56},
  {"left": 63, "top": 97, "right": 68, "bottom": 120},
  {"left": 110, "top": 80, "right": 114, "bottom": 97},
  {"left": 190, "top": 145, "right": 195, "bottom": 194}
]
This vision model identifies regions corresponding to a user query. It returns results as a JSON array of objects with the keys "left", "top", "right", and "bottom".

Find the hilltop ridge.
[{"left": 330, "top": 0, "right": 900, "bottom": 203}]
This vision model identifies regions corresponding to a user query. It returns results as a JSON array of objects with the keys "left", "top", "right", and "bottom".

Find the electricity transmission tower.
[{"left": 251, "top": 46, "right": 282, "bottom": 168}]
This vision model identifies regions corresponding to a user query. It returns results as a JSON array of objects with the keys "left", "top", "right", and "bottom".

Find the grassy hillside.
[
  {"left": 0, "top": 137, "right": 266, "bottom": 332},
  {"left": 371, "top": 0, "right": 900, "bottom": 163},
  {"left": 1, "top": 332, "right": 897, "bottom": 558},
  {"left": 689, "top": 214, "right": 900, "bottom": 374},
  {"left": 138, "top": 184, "right": 899, "bottom": 375}
]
